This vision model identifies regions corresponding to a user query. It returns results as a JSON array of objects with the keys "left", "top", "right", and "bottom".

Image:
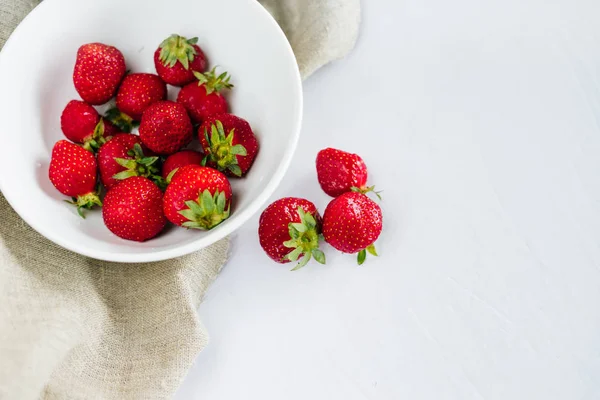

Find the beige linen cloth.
[{"left": 0, "top": 0, "right": 359, "bottom": 398}]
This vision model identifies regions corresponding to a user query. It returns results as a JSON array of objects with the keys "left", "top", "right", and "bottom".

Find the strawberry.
[
  {"left": 322, "top": 192, "right": 383, "bottom": 265},
  {"left": 154, "top": 34, "right": 207, "bottom": 86},
  {"left": 258, "top": 198, "right": 325, "bottom": 270},
  {"left": 102, "top": 176, "right": 167, "bottom": 242},
  {"left": 48, "top": 140, "right": 102, "bottom": 217},
  {"left": 161, "top": 150, "right": 203, "bottom": 181},
  {"left": 60, "top": 100, "right": 112, "bottom": 151},
  {"left": 199, "top": 114, "right": 259, "bottom": 177},
  {"left": 60, "top": 100, "right": 99, "bottom": 141},
  {"left": 177, "top": 67, "right": 232, "bottom": 123},
  {"left": 139, "top": 100, "right": 193, "bottom": 155},
  {"left": 105, "top": 73, "right": 167, "bottom": 132},
  {"left": 316, "top": 148, "right": 379, "bottom": 198},
  {"left": 97, "top": 133, "right": 161, "bottom": 190},
  {"left": 73, "top": 43, "right": 126, "bottom": 105},
  {"left": 163, "top": 165, "right": 232, "bottom": 229}
]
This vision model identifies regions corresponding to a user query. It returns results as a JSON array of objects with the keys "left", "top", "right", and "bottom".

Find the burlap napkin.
[{"left": 0, "top": 0, "right": 360, "bottom": 398}]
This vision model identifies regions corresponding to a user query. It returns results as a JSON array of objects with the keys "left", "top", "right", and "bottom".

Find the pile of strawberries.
[
  {"left": 46, "top": 34, "right": 383, "bottom": 264},
  {"left": 258, "top": 148, "right": 383, "bottom": 268},
  {"left": 48, "top": 34, "right": 259, "bottom": 242}
]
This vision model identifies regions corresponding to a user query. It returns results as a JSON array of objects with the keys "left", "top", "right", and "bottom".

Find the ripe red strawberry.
[
  {"left": 322, "top": 192, "right": 383, "bottom": 264},
  {"left": 154, "top": 34, "right": 207, "bottom": 86},
  {"left": 139, "top": 101, "right": 193, "bottom": 155},
  {"left": 61, "top": 100, "right": 99, "bottom": 141},
  {"left": 111, "top": 73, "right": 167, "bottom": 127},
  {"left": 102, "top": 176, "right": 167, "bottom": 242},
  {"left": 161, "top": 150, "right": 203, "bottom": 181},
  {"left": 177, "top": 67, "right": 232, "bottom": 123},
  {"left": 97, "top": 133, "right": 161, "bottom": 190},
  {"left": 316, "top": 148, "right": 379, "bottom": 198},
  {"left": 60, "top": 100, "right": 116, "bottom": 152},
  {"left": 258, "top": 198, "right": 325, "bottom": 270},
  {"left": 48, "top": 140, "right": 102, "bottom": 217},
  {"left": 163, "top": 165, "right": 232, "bottom": 229},
  {"left": 199, "top": 114, "right": 259, "bottom": 177},
  {"left": 73, "top": 43, "right": 126, "bottom": 105}
]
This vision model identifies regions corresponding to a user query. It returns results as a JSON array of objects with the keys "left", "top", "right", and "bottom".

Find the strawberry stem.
[
  {"left": 202, "top": 120, "right": 247, "bottom": 177},
  {"left": 179, "top": 189, "right": 230, "bottom": 230},
  {"left": 284, "top": 207, "right": 325, "bottom": 271},
  {"left": 357, "top": 244, "right": 378, "bottom": 265},
  {"left": 158, "top": 34, "right": 199, "bottom": 70},
  {"left": 105, "top": 107, "right": 135, "bottom": 132},
  {"left": 82, "top": 119, "right": 110, "bottom": 153},
  {"left": 65, "top": 192, "right": 103, "bottom": 218},
  {"left": 193, "top": 67, "right": 233, "bottom": 94},
  {"left": 165, "top": 168, "right": 179, "bottom": 184},
  {"left": 351, "top": 185, "right": 383, "bottom": 200},
  {"left": 112, "top": 143, "right": 164, "bottom": 188}
]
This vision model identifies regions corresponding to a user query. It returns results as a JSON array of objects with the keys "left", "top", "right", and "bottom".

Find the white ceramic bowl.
[{"left": 0, "top": 0, "right": 302, "bottom": 262}]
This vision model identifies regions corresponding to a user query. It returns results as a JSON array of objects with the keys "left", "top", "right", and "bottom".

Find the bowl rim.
[{"left": 0, "top": 0, "right": 303, "bottom": 263}]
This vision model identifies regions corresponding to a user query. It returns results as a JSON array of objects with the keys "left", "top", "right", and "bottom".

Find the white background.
[{"left": 177, "top": 0, "right": 600, "bottom": 398}]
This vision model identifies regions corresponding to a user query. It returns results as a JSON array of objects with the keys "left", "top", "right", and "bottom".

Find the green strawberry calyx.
[
  {"left": 113, "top": 143, "right": 164, "bottom": 188},
  {"left": 179, "top": 189, "right": 231, "bottom": 230},
  {"left": 165, "top": 168, "right": 180, "bottom": 184},
  {"left": 159, "top": 34, "right": 199, "bottom": 70},
  {"left": 82, "top": 119, "right": 111, "bottom": 153},
  {"left": 65, "top": 191, "right": 103, "bottom": 219},
  {"left": 284, "top": 207, "right": 326, "bottom": 271},
  {"left": 202, "top": 120, "right": 247, "bottom": 177},
  {"left": 351, "top": 186, "right": 383, "bottom": 200},
  {"left": 357, "top": 244, "right": 378, "bottom": 265},
  {"left": 193, "top": 67, "right": 233, "bottom": 94},
  {"left": 105, "top": 107, "right": 136, "bottom": 133}
]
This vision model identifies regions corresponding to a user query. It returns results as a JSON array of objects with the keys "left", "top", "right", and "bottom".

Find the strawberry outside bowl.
[{"left": 0, "top": 0, "right": 302, "bottom": 262}]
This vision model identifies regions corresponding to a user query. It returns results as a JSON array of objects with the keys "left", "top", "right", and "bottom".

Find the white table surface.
[{"left": 176, "top": 0, "right": 600, "bottom": 398}]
